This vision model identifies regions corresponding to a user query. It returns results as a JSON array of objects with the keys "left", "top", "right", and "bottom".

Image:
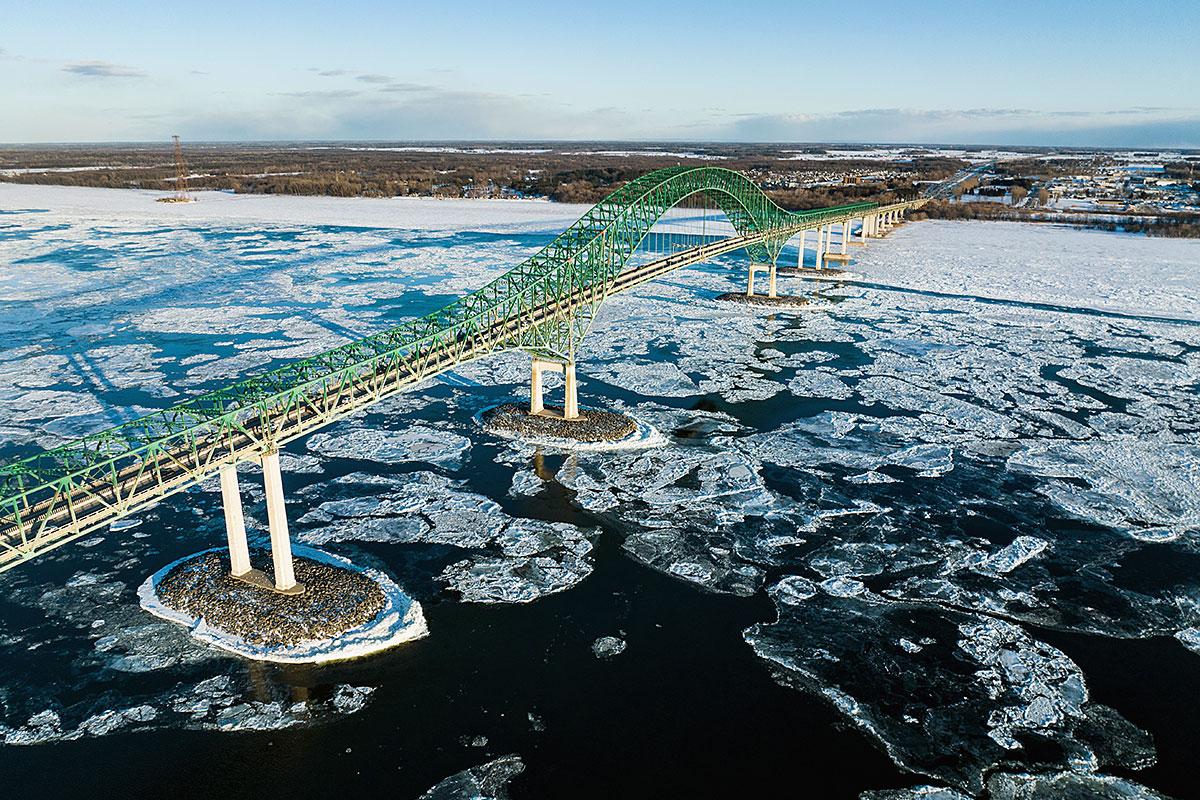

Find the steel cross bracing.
[{"left": 0, "top": 166, "right": 926, "bottom": 571}]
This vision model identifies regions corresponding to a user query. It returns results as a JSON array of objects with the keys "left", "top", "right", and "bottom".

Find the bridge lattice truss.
[{"left": 0, "top": 166, "right": 926, "bottom": 571}]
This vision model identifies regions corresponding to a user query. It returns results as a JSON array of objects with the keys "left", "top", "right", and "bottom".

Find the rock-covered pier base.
[{"left": 139, "top": 546, "right": 428, "bottom": 663}]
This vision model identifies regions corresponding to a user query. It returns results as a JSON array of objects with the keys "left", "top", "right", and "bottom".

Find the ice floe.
[
  {"left": 307, "top": 424, "right": 472, "bottom": 469},
  {"left": 419, "top": 754, "right": 526, "bottom": 800},
  {"left": 592, "top": 636, "right": 627, "bottom": 658},
  {"left": 1007, "top": 440, "right": 1200, "bottom": 537},
  {"left": 745, "top": 581, "right": 1157, "bottom": 794}
]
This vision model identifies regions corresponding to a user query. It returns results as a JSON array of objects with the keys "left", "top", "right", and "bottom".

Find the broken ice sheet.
[
  {"left": 297, "top": 471, "right": 597, "bottom": 604},
  {"left": 553, "top": 443, "right": 784, "bottom": 595},
  {"left": 1007, "top": 440, "right": 1200, "bottom": 537},
  {"left": 307, "top": 424, "right": 471, "bottom": 469},
  {"left": 745, "top": 580, "right": 1155, "bottom": 795},
  {"left": 984, "top": 770, "right": 1172, "bottom": 800},
  {"left": 440, "top": 519, "right": 596, "bottom": 603},
  {"left": 0, "top": 680, "right": 379, "bottom": 744},
  {"left": 418, "top": 754, "right": 525, "bottom": 800}
]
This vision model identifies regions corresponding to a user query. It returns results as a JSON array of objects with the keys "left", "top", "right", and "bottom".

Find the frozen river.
[{"left": 0, "top": 184, "right": 1198, "bottom": 798}]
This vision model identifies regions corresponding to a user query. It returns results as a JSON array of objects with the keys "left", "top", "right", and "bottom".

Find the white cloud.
[{"left": 61, "top": 60, "right": 146, "bottom": 79}]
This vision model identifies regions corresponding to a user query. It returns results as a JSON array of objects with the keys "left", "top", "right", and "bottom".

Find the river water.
[{"left": 0, "top": 186, "right": 1198, "bottom": 799}]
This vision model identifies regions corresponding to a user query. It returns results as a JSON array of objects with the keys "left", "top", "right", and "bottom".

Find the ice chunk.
[
  {"left": 820, "top": 576, "right": 868, "bottom": 597},
  {"left": 983, "top": 537, "right": 1049, "bottom": 575},
  {"left": 307, "top": 424, "right": 471, "bottom": 469},
  {"left": 772, "top": 576, "right": 819, "bottom": 605},
  {"left": 592, "top": 636, "right": 627, "bottom": 658},
  {"left": 745, "top": 590, "right": 1153, "bottom": 795},
  {"left": 787, "top": 370, "right": 853, "bottom": 400},
  {"left": 1176, "top": 628, "right": 1200, "bottom": 655},
  {"left": 860, "top": 787, "right": 971, "bottom": 800},
  {"left": 846, "top": 471, "right": 899, "bottom": 485},
  {"left": 985, "top": 771, "right": 1171, "bottom": 800},
  {"left": 1007, "top": 441, "right": 1200, "bottom": 536},
  {"left": 419, "top": 755, "right": 525, "bottom": 800}
]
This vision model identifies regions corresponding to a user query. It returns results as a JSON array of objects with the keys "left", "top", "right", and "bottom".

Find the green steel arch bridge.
[{"left": 0, "top": 166, "right": 927, "bottom": 590}]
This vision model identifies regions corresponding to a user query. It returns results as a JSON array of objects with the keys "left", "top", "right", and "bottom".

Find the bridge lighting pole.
[
  {"left": 260, "top": 450, "right": 302, "bottom": 594},
  {"left": 219, "top": 464, "right": 251, "bottom": 578}
]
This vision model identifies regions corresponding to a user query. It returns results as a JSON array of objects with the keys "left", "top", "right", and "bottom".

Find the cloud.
[
  {"left": 378, "top": 82, "right": 433, "bottom": 93},
  {"left": 173, "top": 88, "right": 639, "bottom": 141},
  {"left": 62, "top": 60, "right": 145, "bottom": 78},
  {"left": 314, "top": 68, "right": 347, "bottom": 77},
  {"left": 355, "top": 73, "right": 393, "bottom": 84},
  {"left": 275, "top": 89, "right": 362, "bottom": 100},
  {"left": 714, "top": 108, "right": 1200, "bottom": 147}
]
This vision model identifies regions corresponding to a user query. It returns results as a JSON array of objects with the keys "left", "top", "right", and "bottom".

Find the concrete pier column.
[
  {"left": 260, "top": 449, "right": 301, "bottom": 594},
  {"left": 815, "top": 225, "right": 826, "bottom": 269},
  {"left": 796, "top": 229, "right": 806, "bottom": 268},
  {"left": 219, "top": 463, "right": 251, "bottom": 578},
  {"left": 859, "top": 215, "right": 869, "bottom": 242},
  {"left": 563, "top": 361, "right": 579, "bottom": 420},
  {"left": 841, "top": 219, "right": 850, "bottom": 255},
  {"left": 768, "top": 259, "right": 778, "bottom": 298},
  {"left": 531, "top": 356, "right": 577, "bottom": 419},
  {"left": 530, "top": 358, "right": 545, "bottom": 415},
  {"left": 746, "top": 263, "right": 756, "bottom": 296}
]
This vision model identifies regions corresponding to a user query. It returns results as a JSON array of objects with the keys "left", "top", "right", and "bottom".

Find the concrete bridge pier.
[
  {"left": 530, "top": 356, "right": 579, "bottom": 420},
  {"left": 746, "top": 260, "right": 766, "bottom": 295},
  {"left": 219, "top": 464, "right": 251, "bottom": 578},
  {"left": 217, "top": 458, "right": 303, "bottom": 595},
  {"left": 796, "top": 229, "right": 806, "bottom": 268},
  {"left": 853, "top": 216, "right": 868, "bottom": 245},
  {"left": 814, "top": 225, "right": 826, "bottom": 269},
  {"left": 261, "top": 450, "right": 302, "bottom": 594},
  {"left": 841, "top": 219, "right": 851, "bottom": 256}
]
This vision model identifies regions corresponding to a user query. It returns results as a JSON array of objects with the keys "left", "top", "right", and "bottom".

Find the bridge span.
[{"left": 0, "top": 166, "right": 927, "bottom": 590}]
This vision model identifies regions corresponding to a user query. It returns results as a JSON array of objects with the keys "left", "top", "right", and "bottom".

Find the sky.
[{"left": 2, "top": 0, "right": 1198, "bottom": 147}]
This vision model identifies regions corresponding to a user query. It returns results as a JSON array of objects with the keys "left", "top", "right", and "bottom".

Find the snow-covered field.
[
  {"left": 0, "top": 182, "right": 591, "bottom": 233},
  {"left": 0, "top": 183, "right": 1197, "bottom": 798},
  {"left": 861, "top": 219, "right": 1200, "bottom": 321}
]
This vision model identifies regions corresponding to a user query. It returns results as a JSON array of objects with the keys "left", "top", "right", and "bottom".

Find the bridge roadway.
[{"left": 0, "top": 165, "right": 930, "bottom": 583}]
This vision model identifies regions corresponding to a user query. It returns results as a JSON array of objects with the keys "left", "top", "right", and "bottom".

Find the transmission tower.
[{"left": 157, "top": 134, "right": 193, "bottom": 203}]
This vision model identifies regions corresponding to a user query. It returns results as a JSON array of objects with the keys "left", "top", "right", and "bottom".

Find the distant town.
[{"left": 2, "top": 142, "right": 1197, "bottom": 236}]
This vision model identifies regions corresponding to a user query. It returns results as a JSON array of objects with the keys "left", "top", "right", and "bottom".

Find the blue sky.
[{"left": 3, "top": 0, "right": 1198, "bottom": 146}]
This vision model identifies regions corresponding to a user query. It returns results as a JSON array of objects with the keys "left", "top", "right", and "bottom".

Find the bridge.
[{"left": 0, "top": 166, "right": 927, "bottom": 592}]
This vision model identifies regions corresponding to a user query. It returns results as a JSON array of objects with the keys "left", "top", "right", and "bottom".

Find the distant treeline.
[
  {"left": 0, "top": 143, "right": 965, "bottom": 210},
  {"left": 914, "top": 200, "right": 1200, "bottom": 237}
]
